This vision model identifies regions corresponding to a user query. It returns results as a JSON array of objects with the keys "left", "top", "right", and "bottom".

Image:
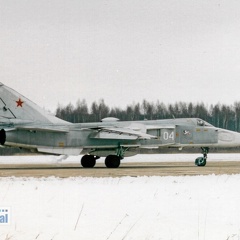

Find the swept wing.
[{"left": 88, "top": 126, "right": 158, "bottom": 140}]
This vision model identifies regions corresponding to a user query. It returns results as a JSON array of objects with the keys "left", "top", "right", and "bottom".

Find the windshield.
[{"left": 197, "top": 119, "right": 213, "bottom": 127}]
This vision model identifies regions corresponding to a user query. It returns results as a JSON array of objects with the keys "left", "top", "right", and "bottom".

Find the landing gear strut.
[
  {"left": 195, "top": 147, "right": 209, "bottom": 167},
  {"left": 104, "top": 143, "right": 125, "bottom": 168}
]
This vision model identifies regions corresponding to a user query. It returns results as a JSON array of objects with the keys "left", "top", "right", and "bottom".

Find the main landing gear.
[
  {"left": 0, "top": 129, "right": 6, "bottom": 145},
  {"left": 81, "top": 144, "right": 125, "bottom": 168},
  {"left": 81, "top": 155, "right": 99, "bottom": 168},
  {"left": 80, "top": 155, "right": 121, "bottom": 168},
  {"left": 105, "top": 155, "right": 121, "bottom": 168},
  {"left": 195, "top": 147, "right": 209, "bottom": 167}
]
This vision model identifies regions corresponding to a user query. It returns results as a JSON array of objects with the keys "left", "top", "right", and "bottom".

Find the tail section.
[{"left": 0, "top": 82, "right": 69, "bottom": 124}]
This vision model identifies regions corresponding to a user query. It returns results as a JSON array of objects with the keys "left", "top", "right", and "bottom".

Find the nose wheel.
[{"left": 195, "top": 147, "right": 209, "bottom": 167}]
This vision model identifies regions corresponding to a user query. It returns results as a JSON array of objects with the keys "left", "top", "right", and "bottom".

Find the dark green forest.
[{"left": 56, "top": 99, "right": 240, "bottom": 132}]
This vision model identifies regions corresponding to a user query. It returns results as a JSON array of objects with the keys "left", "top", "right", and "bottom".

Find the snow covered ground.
[{"left": 1, "top": 154, "right": 240, "bottom": 240}]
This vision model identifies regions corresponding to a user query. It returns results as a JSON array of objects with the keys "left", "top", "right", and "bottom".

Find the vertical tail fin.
[{"left": 0, "top": 82, "right": 69, "bottom": 124}]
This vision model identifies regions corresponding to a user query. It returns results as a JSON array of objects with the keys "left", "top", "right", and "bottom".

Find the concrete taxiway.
[{"left": 0, "top": 161, "right": 240, "bottom": 178}]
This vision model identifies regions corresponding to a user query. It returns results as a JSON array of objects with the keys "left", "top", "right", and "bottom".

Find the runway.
[{"left": 1, "top": 161, "right": 240, "bottom": 177}]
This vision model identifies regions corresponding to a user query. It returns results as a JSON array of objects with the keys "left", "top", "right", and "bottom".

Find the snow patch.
[
  {"left": 1, "top": 154, "right": 240, "bottom": 239},
  {"left": 0, "top": 175, "right": 240, "bottom": 240}
]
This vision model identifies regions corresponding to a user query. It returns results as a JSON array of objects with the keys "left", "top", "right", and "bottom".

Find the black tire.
[
  {"left": 105, "top": 155, "right": 121, "bottom": 168},
  {"left": 0, "top": 129, "right": 6, "bottom": 145},
  {"left": 81, "top": 155, "right": 96, "bottom": 168},
  {"left": 195, "top": 157, "right": 206, "bottom": 167}
]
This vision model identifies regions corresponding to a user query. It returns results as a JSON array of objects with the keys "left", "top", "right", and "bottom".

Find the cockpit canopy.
[{"left": 196, "top": 118, "right": 213, "bottom": 127}]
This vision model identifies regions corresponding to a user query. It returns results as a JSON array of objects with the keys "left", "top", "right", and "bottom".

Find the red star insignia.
[{"left": 16, "top": 98, "right": 24, "bottom": 107}]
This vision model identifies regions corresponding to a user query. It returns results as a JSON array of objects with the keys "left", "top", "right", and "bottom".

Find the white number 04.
[{"left": 163, "top": 131, "right": 174, "bottom": 140}]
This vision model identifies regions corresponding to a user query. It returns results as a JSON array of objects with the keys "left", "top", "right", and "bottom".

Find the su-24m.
[{"left": 1, "top": 82, "right": 240, "bottom": 168}]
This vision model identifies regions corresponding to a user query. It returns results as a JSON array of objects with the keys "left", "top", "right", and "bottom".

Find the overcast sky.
[{"left": 1, "top": 0, "right": 240, "bottom": 112}]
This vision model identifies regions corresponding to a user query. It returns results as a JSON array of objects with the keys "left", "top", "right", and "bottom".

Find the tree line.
[{"left": 56, "top": 99, "right": 240, "bottom": 132}]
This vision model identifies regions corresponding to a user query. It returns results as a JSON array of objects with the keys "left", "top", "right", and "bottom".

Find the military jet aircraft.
[{"left": 0, "top": 82, "right": 240, "bottom": 168}]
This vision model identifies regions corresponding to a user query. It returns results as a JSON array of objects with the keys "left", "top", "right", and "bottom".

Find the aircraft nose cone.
[
  {"left": 218, "top": 129, "right": 240, "bottom": 147},
  {"left": 218, "top": 130, "right": 235, "bottom": 142}
]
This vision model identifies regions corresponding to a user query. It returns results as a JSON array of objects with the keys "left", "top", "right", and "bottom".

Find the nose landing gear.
[{"left": 195, "top": 147, "right": 209, "bottom": 167}]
